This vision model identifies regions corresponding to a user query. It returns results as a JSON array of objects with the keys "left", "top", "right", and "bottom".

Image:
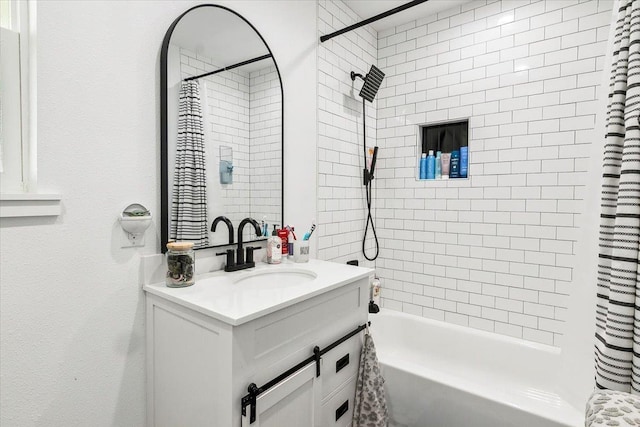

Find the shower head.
[{"left": 351, "top": 65, "right": 385, "bottom": 102}]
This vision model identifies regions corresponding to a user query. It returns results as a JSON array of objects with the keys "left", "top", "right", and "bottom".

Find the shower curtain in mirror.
[
  {"left": 595, "top": 0, "right": 640, "bottom": 394},
  {"left": 170, "top": 80, "right": 209, "bottom": 248}
]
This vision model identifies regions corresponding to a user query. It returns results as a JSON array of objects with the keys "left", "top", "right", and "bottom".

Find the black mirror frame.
[{"left": 160, "top": 4, "right": 284, "bottom": 254}]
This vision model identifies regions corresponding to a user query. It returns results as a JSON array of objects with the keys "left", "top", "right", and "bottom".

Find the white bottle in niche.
[{"left": 267, "top": 225, "right": 282, "bottom": 264}]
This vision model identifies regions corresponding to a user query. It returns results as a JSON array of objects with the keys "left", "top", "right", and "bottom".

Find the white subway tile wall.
[
  {"left": 318, "top": 0, "right": 379, "bottom": 266},
  {"left": 180, "top": 48, "right": 251, "bottom": 242},
  {"left": 249, "top": 65, "right": 282, "bottom": 226},
  {"left": 180, "top": 50, "right": 281, "bottom": 243},
  {"left": 318, "top": 0, "right": 611, "bottom": 346},
  {"left": 375, "top": 0, "right": 611, "bottom": 346}
]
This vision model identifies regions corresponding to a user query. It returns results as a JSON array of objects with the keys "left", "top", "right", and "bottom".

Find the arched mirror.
[{"left": 160, "top": 4, "right": 283, "bottom": 253}]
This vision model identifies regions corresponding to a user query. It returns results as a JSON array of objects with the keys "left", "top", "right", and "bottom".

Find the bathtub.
[{"left": 370, "top": 310, "right": 583, "bottom": 427}]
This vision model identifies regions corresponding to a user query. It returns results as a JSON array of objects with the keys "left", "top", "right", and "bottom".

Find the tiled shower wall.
[
  {"left": 317, "top": 0, "right": 378, "bottom": 265},
  {"left": 375, "top": 0, "right": 612, "bottom": 346},
  {"left": 180, "top": 49, "right": 251, "bottom": 244},
  {"left": 180, "top": 50, "right": 281, "bottom": 243},
  {"left": 317, "top": 0, "right": 612, "bottom": 346},
  {"left": 250, "top": 65, "right": 283, "bottom": 226}
]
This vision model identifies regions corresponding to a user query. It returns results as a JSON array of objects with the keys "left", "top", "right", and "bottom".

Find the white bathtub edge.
[{"left": 371, "top": 309, "right": 584, "bottom": 427}]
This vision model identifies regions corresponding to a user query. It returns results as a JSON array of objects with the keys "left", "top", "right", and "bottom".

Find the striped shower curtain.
[
  {"left": 170, "top": 80, "right": 209, "bottom": 248},
  {"left": 595, "top": 0, "right": 640, "bottom": 393}
]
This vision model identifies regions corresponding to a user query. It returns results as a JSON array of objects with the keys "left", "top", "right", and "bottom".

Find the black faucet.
[
  {"left": 237, "top": 218, "right": 262, "bottom": 266},
  {"left": 211, "top": 216, "right": 234, "bottom": 245},
  {"left": 216, "top": 217, "right": 262, "bottom": 272}
]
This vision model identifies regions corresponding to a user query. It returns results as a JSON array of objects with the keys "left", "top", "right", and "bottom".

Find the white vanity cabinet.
[{"left": 144, "top": 260, "right": 370, "bottom": 427}]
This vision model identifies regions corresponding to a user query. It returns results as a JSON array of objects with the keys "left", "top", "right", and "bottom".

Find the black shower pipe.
[
  {"left": 183, "top": 53, "right": 273, "bottom": 81},
  {"left": 319, "top": 0, "right": 429, "bottom": 43}
]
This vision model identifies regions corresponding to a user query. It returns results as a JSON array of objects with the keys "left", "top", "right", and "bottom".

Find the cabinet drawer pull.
[
  {"left": 335, "top": 400, "right": 349, "bottom": 421},
  {"left": 336, "top": 353, "right": 349, "bottom": 373}
]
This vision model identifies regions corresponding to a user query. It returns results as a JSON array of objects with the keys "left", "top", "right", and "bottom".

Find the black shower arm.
[{"left": 350, "top": 71, "right": 365, "bottom": 81}]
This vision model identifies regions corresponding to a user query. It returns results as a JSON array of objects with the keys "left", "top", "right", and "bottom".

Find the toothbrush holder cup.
[{"left": 293, "top": 241, "right": 310, "bottom": 263}]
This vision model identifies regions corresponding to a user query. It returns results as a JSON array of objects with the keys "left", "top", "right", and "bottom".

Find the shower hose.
[{"left": 362, "top": 97, "right": 379, "bottom": 262}]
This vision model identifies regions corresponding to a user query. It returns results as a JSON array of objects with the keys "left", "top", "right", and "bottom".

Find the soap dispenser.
[{"left": 267, "top": 225, "right": 282, "bottom": 264}]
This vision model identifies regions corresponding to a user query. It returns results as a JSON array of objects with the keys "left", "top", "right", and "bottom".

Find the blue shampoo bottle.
[
  {"left": 460, "top": 146, "right": 468, "bottom": 178},
  {"left": 419, "top": 153, "right": 427, "bottom": 179},
  {"left": 426, "top": 150, "right": 436, "bottom": 179},
  {"left": 450, "top": 150, "right": 460, "bottom": 178},
  {"left": 435, "top": 151, "right": 442, "bottom": 179}
]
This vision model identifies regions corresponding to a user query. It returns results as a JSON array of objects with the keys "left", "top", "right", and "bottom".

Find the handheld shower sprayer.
[{"left": 365, "top": 146, "right": 379, "bottom": 186}]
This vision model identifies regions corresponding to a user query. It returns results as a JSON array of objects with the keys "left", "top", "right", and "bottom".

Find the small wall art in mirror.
[{"left": 160, "top": 4, "right": 283, "bottom": 253}]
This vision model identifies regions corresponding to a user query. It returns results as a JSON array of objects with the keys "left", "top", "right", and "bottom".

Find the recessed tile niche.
[{"left": 417, "top": 119, "right": 469, "bottom": 181}]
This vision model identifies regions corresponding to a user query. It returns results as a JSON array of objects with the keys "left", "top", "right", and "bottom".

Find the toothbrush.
[
  {"left": 303, "top": 222, "right": 316, "bottom": 241},
  {"left": 287, "top": 225, "right": 297, "bottom": 241}
]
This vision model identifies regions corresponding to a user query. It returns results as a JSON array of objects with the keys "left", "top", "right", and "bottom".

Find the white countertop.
[{"left": 143, "top": 259, "right": 372, "bottom": 326}]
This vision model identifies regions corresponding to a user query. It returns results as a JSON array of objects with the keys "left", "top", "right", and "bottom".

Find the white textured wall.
[
  {"left": 317, "top": 0, "right": 378, "bottom": 265},
  {"left": 375, "top": 0, "right": 612, "bottom": 346},
  {"left": 0, "top": 1, "right": 317, "bottom": 425}
]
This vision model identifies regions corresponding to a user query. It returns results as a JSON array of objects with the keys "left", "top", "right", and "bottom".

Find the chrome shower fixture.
[{"left": 351, "top": 65, "right": 385, "bottom": 102}]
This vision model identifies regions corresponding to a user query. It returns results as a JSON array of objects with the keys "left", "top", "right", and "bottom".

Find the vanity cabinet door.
[
  {"left": 321, "top": 335, "right": 362, "bottom": 400},
  {"left": 321, "top": 377, "right": 357, "bottom": 427},
  {"left": 242, "top": 363, "right": 321, "bottom": 427}
]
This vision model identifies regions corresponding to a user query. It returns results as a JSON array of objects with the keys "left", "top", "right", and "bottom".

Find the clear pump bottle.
[{"left": 267, "top": 225, "right": 282, "bottom": 264}]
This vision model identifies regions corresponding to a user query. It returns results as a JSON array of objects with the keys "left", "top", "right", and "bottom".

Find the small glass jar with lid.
[{"left": 166, "top": 242, "right": 195, "bottom": 287}]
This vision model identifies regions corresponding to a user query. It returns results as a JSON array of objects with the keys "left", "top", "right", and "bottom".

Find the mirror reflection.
[{"left": 161, "top": 5, "right": 283, "bottom": 251}]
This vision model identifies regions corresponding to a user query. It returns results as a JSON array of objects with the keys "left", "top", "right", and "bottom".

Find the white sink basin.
[
  {"left": 233, "top": 268, "right": 317, "bottom": 290},
  {"left": 144, "top": 259, "right": 373, "bottom": 325}
]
